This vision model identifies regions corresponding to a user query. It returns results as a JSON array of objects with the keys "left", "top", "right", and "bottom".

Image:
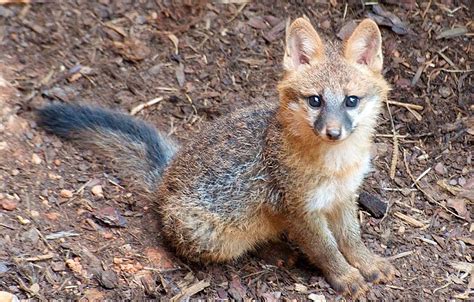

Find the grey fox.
[{"left": 37, "top": 18, "right": 394, "bottom": 297}]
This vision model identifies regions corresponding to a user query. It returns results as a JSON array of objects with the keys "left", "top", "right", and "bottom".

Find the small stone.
[
  {"left": 31, "top": 154, "right": 42, "bottom": 165},
  {"left": 321, "top": 20, "right": 331, "bottom": 29},
  {"left": 91, "top": 185, "right": 103, "bottom": 197},
  {"left": 30, "top": 210, "right": 40, "bottom": 218},
  {"left": 51, "top": 261, "right": 66, "bottom": 272},
  {"left": 148, "top": 64, "right": 162, "bottom": 75},
  {"left": 434, "top": 162, "right": 447, "bottom": 175},
  {"left": 398, "top": 225, "right": 406, "bottom": 234},
  {"left": 439, "top": 86, "right": 451, "bottom": 98},
  {"left": 60, "top": 189, "right": 73, "bottom": 198},
  {"left": 98, "top": 270, "right": 118, "bottom": 289},
  {"left": 103, "top": 232, "right": 114, "bottom": 239},
  {"left": 0, "top": 262, "right": 8, "bottom": 274},
  {"left": 54, "top": 159, "right": 61, "bottom": 166},
  {"left": 21, "top": 228, "right": 39, "bottom": 244},
  {"left": 0, "top": 199, "right": 17, "bottom": 211},
  {"left": 294, "top": 283, "right": 308, "bottom": 293},
  {"left": 0, "top": 141, "right": 7, "bottom": 150},
  {"left": 29, "top": 283, "right": 40, "bottom": 295},
  {"left": 45, "top": 212, "right": 60, "bottom": 220},
  {"left": 48, "top": 173, "right": 61, "bottom": 180},
  {"left": 10, "top": 169, "right": 19, "bottom": 176}
]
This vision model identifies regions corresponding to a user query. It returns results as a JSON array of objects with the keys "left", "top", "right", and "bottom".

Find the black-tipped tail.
[{"left": 37, "top": 104, "right": 177, "bottom": 188}]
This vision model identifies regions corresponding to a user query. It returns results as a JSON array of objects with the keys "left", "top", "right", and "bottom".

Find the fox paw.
[
  {"left": 327, "top": 267, "right": 369, "bottom": 298},
  {"left": 358, "top": 257, "right": 395, "bottom": 284}
]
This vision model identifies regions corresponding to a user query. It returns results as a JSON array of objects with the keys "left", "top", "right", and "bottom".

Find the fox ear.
[
  {"left": 284, "top": 18, "right": 324, "bottom": 71},
  {"left": 344, "top": 19, "right": 383, "bottom": 73}
]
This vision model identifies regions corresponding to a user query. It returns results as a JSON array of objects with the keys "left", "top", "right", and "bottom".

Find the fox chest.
[{"left": 304, "top": 156, "right": 371, "bottom": 212}]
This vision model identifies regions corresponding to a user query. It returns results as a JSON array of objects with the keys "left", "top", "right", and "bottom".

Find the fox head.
[{"left": 278, "top": 18, "right": 389, "bottom": 144}]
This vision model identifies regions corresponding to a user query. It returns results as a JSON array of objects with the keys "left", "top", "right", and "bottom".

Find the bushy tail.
[{"left": 37, "top": 103, "right": 178, "bottom": 189}]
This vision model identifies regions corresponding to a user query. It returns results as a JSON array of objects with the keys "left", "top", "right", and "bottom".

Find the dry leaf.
[
  {"left": 368, "top": 5, "right": 413, "bottom": 35},
  {"left": 112, "top": 38, "right": 150, "bottom": 62},
  {"left": 263, "top": 19, "right": 285, "bottom": 42},
  {"left": 337, "top": 20, "right": 358, "bottom": 40},
  {"left": 447, "top": 199, "right": 471, "bottom": 221},
  {"left": 247, "top": 16, "right": 268, "bottom": 29}
]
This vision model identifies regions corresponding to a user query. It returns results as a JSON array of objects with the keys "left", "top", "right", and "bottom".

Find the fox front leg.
[
  {"left": 327, "top": 202, "right": 396, "bottom": 284},
  {"left": 286, "top": 214, "right": 369, "bottom": 298}
]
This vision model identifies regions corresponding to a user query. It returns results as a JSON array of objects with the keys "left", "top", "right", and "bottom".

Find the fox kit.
[{"left": 37, "top": 18, "right": 395, "bottom": 297}]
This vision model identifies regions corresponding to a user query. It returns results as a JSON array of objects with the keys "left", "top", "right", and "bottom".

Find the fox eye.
[
  {"left": 345, "top": 95, "right": 359, "bottom": 108},
  {"left": 308, "top": 95, "right": 322, "bottom": 108}
]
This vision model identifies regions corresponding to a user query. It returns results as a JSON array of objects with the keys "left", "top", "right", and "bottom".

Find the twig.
[
  {"left": 388, "top": 250, "right": 414, "bottom": 260},
  {"left": 227, "top": 2, "right": 247, "bottom": 23},
  {"left": 440, "top": 68, "right": 472, "bottom": 73},
  {"left": 393, "top": 211, "right": 426, "bottom": 228},
  {"left": 386, "top": 100, "right": 424, "bottom": 111},
  {"left": 170, "top": 280, "right": 210, "bottom": 302},
  {"left": 14, "top": 253, "right": 54, "bottom": 262},
  {"left": 0, "top": 222, "right": 16, "bottom": 230},
  {"left": 421, "top": 0, "right": 432, "bottom": 19},
  {"left": 416, "top": 236, "right": 438, "bottom": 246},
  {"left": 386, "top": 285, "right": 406, "bottom": 290},
  {"left": 130, "top": 97, "right": 163, "bottom": 116},
  {"left": 382, "top": 187, "right": 417, "bottom": 192},
  {"left": 386, "top": 101, "right": 398, "bottom": 179},
  {"left": 411, "top": 167, "right": 432, "bottom": 187},
  {"left": 375, "top": 133, "right": 408, "bottom": 138},
  {"left": 342, "top": 3, "right": 348, "bottom": 20}
]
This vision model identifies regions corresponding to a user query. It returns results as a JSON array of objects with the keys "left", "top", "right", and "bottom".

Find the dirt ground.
[{"left": 0, "top": 0, "right": 472, "bottom": 301}]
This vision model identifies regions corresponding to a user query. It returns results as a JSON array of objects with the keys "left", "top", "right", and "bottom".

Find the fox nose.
[{"left": 326, "top": 128, "right": 341, "bottom": 140}]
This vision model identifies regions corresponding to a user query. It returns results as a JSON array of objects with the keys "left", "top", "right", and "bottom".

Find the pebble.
[
  {"left": 91, "top": 185, "right": 103, "bottom": 197},
  {"left": 439, "top": 86, "right": 451, "bottom": 98},
  {"left": 31, "top": 153, "right": 42, "bottom": 165},
  {"left": 45, "top": 212, "right": 60, "bottom": 220},
  {"left": 98, "top": 270, "right": 118, "bottom": 289},
  {"left": 0, "top": 199, "right": 17, "bottom": 211},
  {"left": 0, "top": 262, "right": 9, "bottom": 273},
  {"left": 434, "top": 162, "right": 447, "bottom": 175},
  {"left": 60, "top": 189, "right": 73, "bottom": 198}
]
